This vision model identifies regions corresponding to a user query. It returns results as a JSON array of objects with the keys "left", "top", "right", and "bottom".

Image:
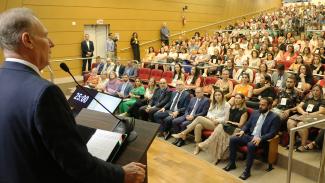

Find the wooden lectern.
[{"left": 75, "top": 108, "right": 159, "bottom": 183}]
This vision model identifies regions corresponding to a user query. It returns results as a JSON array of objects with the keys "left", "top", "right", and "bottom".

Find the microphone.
[{"left": 60, "top": 62, "right": 137, "bottom": 142}]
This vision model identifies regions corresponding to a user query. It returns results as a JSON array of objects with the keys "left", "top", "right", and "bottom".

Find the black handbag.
[{"left": 223, "top": 123, "right": 237, "bottom": 135}]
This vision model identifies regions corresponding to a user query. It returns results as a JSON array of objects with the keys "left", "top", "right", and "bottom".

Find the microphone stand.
[{"left": 61, "top": 63, "right": 137, "bottom": 142}]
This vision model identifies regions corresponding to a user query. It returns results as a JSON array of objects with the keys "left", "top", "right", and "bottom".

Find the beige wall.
[{"left": 0, "top": 0, "right": 281, "bottom": 78}]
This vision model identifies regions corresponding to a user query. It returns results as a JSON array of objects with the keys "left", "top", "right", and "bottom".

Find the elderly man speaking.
[{"left": 0, "top": 8, "right": 145, "bottom": 183}]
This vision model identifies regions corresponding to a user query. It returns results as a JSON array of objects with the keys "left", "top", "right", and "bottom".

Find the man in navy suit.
[
  {"left": 223, "top": 97, "right": 281, "bottom": 180},
  {"left": 0, "top": 8, "right": 145, "bottom": 183},
  {"left": 116, "top": 74, "right": 133, "bottom": 98},
  {"left": 153, "top": 80, "right": 190, "bottom": 140},
  {"left": 138, "top": 78, "right": 172, "bottom": 122},
  {"left": 81, "top": 33, "right": 94, "bottom": 72},
  {"left": 171, "top": 87, "right": 210, "bottom": 147}
]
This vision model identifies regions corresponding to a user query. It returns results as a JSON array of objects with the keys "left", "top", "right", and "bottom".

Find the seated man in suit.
[
  {"left": 116, "top": 74, "right": 133, "bottom": 99},
  {"left": 113, "top": 60, "right": 125, "bottom": 78},
  {"left": 138, "top": 78, "right": 172, "bottom": 122},
  {"left": 171, "top": 87, "right": 210, "bottom": 147},
  {"left": 223, "top": 97, "right": 281, "bottom": 180},
  {"left": 153, "top": 80, "right": 190, "bottom": 140},
  {"left": 123, "top": 60, "right": 138, "bottom": 79}
]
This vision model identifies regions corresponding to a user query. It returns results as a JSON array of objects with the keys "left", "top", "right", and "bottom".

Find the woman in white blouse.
[{"left": 172, "top": 90, "right": 231, "bottom": 151}]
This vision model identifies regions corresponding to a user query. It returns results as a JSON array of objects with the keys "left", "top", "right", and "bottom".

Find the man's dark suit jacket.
[
  {"left": 242, "top": 110, "right": 281, "bottom": 142},
  {"left": 113, "top": 64, "right": 125, "bottom": 77},
  {"left": 183, "top": 97, "right": 210, "bottom": 118},
  {"left": 81, "top": 40, "right": 94, "bottom": 58},
  {"left": 0, "top": 61, "right": 124, "bottom": 183},
  {"left": 163, "top": 90, "right": 190, "bottom": 115},
  {"left": 149, "top": 87, "right": 172, "bottom": 108}
]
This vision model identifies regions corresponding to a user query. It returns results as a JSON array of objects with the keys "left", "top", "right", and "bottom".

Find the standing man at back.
[
  {"left": 0, "top": 8, "right": 145, "bottom": 183},
  {"left": 81, "top": 33, "right": 94, "bottom": 73},
  {"left": 160, "top": 22, "right": 170, "bottom": 46}
]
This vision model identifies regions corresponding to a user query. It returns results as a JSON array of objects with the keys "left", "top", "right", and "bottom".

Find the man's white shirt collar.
[{"left": 5, "top": 58, "right": 41, "bottom": 75}]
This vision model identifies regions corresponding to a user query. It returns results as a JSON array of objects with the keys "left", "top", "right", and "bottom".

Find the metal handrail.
[
  {"left": 287, "top": 116, "right": 325, "bottom": 183},
  {"left": 119, "top": 7, "right": 279, "bottom": 51}
]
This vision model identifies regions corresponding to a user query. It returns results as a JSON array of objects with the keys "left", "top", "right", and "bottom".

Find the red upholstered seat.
[
  {"left": 150, "top": 69, "right": 163, "bottom": 82},
  {"left": 204, "top": 76, "right": 218, "bottom": 86},
  {"left": 162, "top": 71, "right": 174, "bottom": 84},
  {"left": 138, "top": 68, "right": 151, "bottom": 82}
]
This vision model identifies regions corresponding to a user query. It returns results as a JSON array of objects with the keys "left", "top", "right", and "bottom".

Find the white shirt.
[
  {"left": 207, "top": 102, "right": 231, "bottom": 124},
  {"left": 5, "top": 58, "right": 40, "bottom": 75},
  {"left": 252, "top": 111, "right": 269, "bottom": 137}
]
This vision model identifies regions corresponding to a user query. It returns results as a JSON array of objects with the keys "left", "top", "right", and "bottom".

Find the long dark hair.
[
  {"left": 191, "top": 66, "right": 199, "bottom": 84},
  {"left": 174, "top": 63, "right": 183, "bottom": 80},
  {"left": 297, "top": 64, "right": 312, "bottom": 80}
]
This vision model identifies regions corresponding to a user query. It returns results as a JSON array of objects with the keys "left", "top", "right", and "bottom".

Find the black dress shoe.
[
  {"left": 239, "top": 171, "right": 251, "bottom": 180},
  {"left": 164, "top": 131, "right": 171, "bottom": 140},
  {"left": 176, "top": 139, "right": 185, "bottom": 147},
  {"left": 223, "top": 163, "right": 236, "bottom": 171},
  {"left": 172, "top": 138, "right": 180, "bottom": 145}
]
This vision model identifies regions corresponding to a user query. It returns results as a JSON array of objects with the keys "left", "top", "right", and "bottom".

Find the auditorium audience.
[
  {"left": 138, "top": 78, "right": 172, "bottom": 121},
  {"left": 214, "top": 69, "right": 233, "bottom": 99},
  {"left": 154, "top": 80, "right": 190, "bottom": 140},
  {"left": 287, "top": 84, "right": 325, "bottom": 151},
  {"left": 119, "top": 78, "right": 145, "bottom": 114},
  {"left": 116, "top": 74, "right": 133, "bottom": 98},
  {"left": 171, "top": 87, "right": 210, "bottom": 147},
  {"left": 127, "top": 78, "right": 156, "bottom": 117},
  {"left": 184, "top": 66, "right": 201, "bottom": 90},
  {"left": 196, "top": 93, "right": 248, "bottom": 164},
  {"left": 223, "top": 97, "right": 281, "bottom": 180},
  {"left": 172, "top": 89, "right": 230, "bottom": 152}
]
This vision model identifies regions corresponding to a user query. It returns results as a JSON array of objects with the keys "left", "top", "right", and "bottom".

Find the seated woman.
[
  {"left": 85, "top": 68, "right": 101, "bottom": 88},
  {"left": 234, "top": 60, "right": 253, "bottom": 83},
  {"left": 310, "top": 55, "right": 324, "bottom": 79},
  {"left": 223, "top": 59, "right": 236, "bottom": 79},
  {"left": 302, "top": 47, "right": 313, "bottom": 65},
  {"left": 172, "top": 90, "right": 231, "bottom": 151},
  {"left": 247, "top": 74, "right": 276, "bottom": 109},
  {"left": 282, "top": 44, "right": 298, "bottom": 63},
  {"left": 171, "top": 63, "right": 185, "bottom": 85},
  {"left": 287, "top": 84, "right": 325, "bottom": 151},
  {"left": 228, "top": 73, "right": 253, "bottom": 105},
  {"left": 303, "top": 129, "right": 324, "bottom": 151},
  {"left": 142, "top": 46, "right": 156, "bottom": 68},
  {"left": 254, "top": 63, "right": 269, "bottom": 84},
  {"left": 214, "top": 69, "right": 233, "bottom": 99},
  {"left": 263, "top": 52, "right": 276, "bottom": 73},
  {"left": 127, "top": 78, "right": 157, "bottom": 117},
  {"left": 102, "top": 71, "right": 121, "bottom": 95},
  {"left": 119, "top": 78, "right": 145, "bottom": 114},
  {"left": 195, "top": 93, "right": 248, "bottom": 163},
  {"left": 288, "top": 55, "right": 303, "bottom": 73},
  {"left": 154, "top": 47, "right": 168, "bottom": 71},
  {"left": 184, "top": 66, "right": 201, "bottom": 90},
  {"left": 295, "top": 64, "right": 313, "bottom": 93},
  {"left": 249, "top": 50, "right": 261, "bottom": 68}
]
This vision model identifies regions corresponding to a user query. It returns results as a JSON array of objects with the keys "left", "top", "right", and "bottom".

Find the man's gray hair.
[{"left": 0, "top": 8, "right": 36, "bottom": 50}]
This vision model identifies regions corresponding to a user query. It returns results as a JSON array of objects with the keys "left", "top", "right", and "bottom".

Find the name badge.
[
  {"left": 258, "top": 95, "right": 262, "bottom": 100},
  {"left": 280, "top": 98, "right": 287, "bottom": 105},
  {"left": 313, "top": 70, "right": 317, "bottom": 75},
  {"left": 306, "top": 104, "right": 314, "bottom": 112},
  {"left": 297, "top": 82, "right": 302, "bottom": 89},
  {"left": 322, "top": 88, "right": 325, "bottom": 95},
  {"left": 213, "top": 59, "right": 217, "bottom": 64},
  {"left": 276, "top": 80, "right": 282, "bottom": 87}
]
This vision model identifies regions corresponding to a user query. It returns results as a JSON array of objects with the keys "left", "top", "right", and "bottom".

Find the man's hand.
[
  {"left": 251, "top": 136, "right": 261, "bottom": 146},
  {"left": 171, "top": 111, "right": 179, "bottom": 118},
  {"left": 158, "top": 108, "right": 165, "bottom": 112},
  {"left": 235, "top": 131, "right": 244, "bottom": 137},
  {"left": 122, "top": 162, "right": 146, "bottom": 183},
  {"left": 186, "top": 115, "right": 194, "bottom": 121}
]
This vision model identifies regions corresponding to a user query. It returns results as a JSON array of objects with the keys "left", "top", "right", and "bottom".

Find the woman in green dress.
[{"left": 119, "top": 78, "right": 145, "bottom": 113}]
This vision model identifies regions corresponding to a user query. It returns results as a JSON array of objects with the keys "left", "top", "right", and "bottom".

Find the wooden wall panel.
[{"left": 0, "top": 0, "right": 281, "bottom": 79}]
